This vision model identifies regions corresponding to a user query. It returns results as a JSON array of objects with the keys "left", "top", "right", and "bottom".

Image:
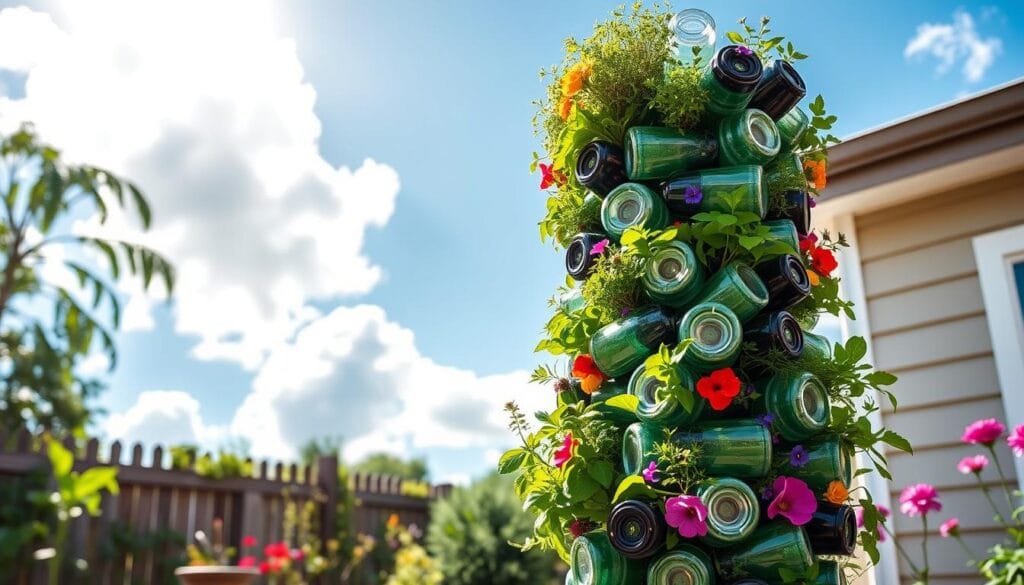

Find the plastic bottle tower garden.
[{"left": 499, "top": 5, "right": 911, "bottom": 585}]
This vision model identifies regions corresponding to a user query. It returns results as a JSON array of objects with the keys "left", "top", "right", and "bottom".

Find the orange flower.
[
  {"left": 825, "top": 480, "right": 849, "bottom": 504},
  {"left": 806, "top": 269, "right": 820, "bottom": 287},
  {"left": 571, "top": 354, "right": 606, "bottom": 394},
  {"left": 558, "top": 95, "right": 574, "bottom": 120},
  {"left": 804, "top": 159, "right": 827, "bottom": 190},
  {"left": 560, "top": 61, "right": 592, "bottom": 98},
  {"left": 387, "top": 513, "right": 400, "bottom": 528}
]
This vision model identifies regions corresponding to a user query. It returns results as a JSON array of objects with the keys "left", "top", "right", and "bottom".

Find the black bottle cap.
[
  {"left": 566, "top": 232, "right": 608, "bottom": 281},
  {"left": 744, "top": 310, "right": 804, "bottom": 359},
  {"left": 607, "top": 499, "right": 666, "bottom": 559},
  {"left": 576, "top": 141, "right": 628, "bottom": 198},
  {"left": 807, "top": 502, "right": 857, "bottom": 556},
  {"left": 711, "top": 45, "right": 764, "bottom": 94},
  {"left": 749, "top": 59, "right": 807, "bottom": 120}
]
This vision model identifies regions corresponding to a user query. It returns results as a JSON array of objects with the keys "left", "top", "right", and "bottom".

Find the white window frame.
[{"left": 974, "top": 223, "right": 1024, "bottom": 488}]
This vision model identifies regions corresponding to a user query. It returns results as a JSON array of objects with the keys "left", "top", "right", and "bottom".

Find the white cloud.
[
  {"left": 105, "top": 390, "right": 226, "bottom": 448},
  {"left": 102, "top": 306, "right": 549, "bottom": 466},
  {"left": 904, "top": 10, "right": 1002, "bottom": 83},
  {"left": 0, "top": 1, "right": 400, "bottom": 368}
]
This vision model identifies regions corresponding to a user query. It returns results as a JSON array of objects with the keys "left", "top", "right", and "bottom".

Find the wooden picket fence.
[{"left": 0, "top": 430, "right": 452, "bottom": 585}]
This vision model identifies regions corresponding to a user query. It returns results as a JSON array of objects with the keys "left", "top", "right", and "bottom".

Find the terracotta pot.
[{"left": 174, "top": 566, "right": 260, "bottom": 585}]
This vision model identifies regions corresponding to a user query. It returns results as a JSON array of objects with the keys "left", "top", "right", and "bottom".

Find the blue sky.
[{"left": 0, "top": 0, "right": 1021, "bottom": 484}]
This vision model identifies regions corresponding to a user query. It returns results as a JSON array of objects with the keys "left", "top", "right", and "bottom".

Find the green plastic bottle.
[
  {"left": 629, "top": 363, "right": 706, "bottom": 428},
  {"left": 764, "top": 219, "right": 801, "bottom": 255},
  {"left": 696, "top": 477, "right": 761, "bottom": 547},
  {"left": 801, "top": 331, "right": 834, "bottom": 363},
  {"left": 647, "top": 544, "right": 717, "bottom": 585},
  {"left": 777, "top": 106, "right": 810, "bottom": 153},
  {"left": 662, "top": 165, "right": 768, "bottom": 219},
  {"left": 642, "top": 240, "right": 707, "bottom": 308},
  {"left": 678, "top": 302, "right": 743, "bottom": 372},
  {"left": 713, "top": 522, "right": 814, "bottom": 582},
  {"left": 815, "top": 561, "right": 848, "bottom": 585},
  {"left": 718, "top": 109, "right": 781, "bottom": 166},
  {"left": 694, "top": 262, "right": 769, "bottom": 323},
  {"left": 590, "top": 307, "right": 676, "bottom": 378},
  {"left": 570, "top": 531, "right": 647, "bottom": 585},
  {"left": 624, "top": 126, "right": 718, "bottom": 181},
  {"left": 700, "top": 45, "right": 764, "bottom": 119},
  {"left": 754, "top": 372, "right": 830, "bottom": 442},
  {"left": 600, "top": 183, "right": 670, "bottom": 242},
  {"left": 623, "top": 420, "right": 772, "bottom": 478}
]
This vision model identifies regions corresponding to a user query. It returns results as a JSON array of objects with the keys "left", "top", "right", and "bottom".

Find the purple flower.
[
  {"left": 789, "top": 445, "right": 809, "bottom": 467},
  {"left": 683, "top": 185, "right": 703, "bottom": 205},
  {"left": 590, "top": 238, "right": 610, "bottom": 256},
  {"left": 761, "top": 485, "right": 775, "bottom": 501},
  {"left": 755, "top": 413, "right": 775, "bottom": 429},
  {"left": 620, "top": 307, "right": 631, "bottom": 317},
  {"left": 735, "top": 45, "right": 754, "bottom": 56},
  {"left": 808, "top": 197, "right": 817, "bottom": 208},
  {"left": 642, "top": 461, "right": 659, "bottom": 483}
]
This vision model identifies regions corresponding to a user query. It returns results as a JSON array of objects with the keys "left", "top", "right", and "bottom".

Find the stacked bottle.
[{"left": 546, "top": 8, "right": 854, "bottom": 585}]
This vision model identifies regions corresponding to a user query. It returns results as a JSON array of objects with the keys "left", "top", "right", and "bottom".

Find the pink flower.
[
  {"left": 899, "top": 484, "right": 942, "bottom": 517},
  {"left": 642, "top": 461, "right": 659, "bottom": 483},
  {"left": 590, "top": 238, "right": 610, "bottom": 256},
  {"left": 242, "top": 535, "right": 257, "bottom": 548},
  {"left": 553, "top": 432, "right": 579, "bottom": 468},
  {"left": 939, "top": 518, "right": 960, "bottom": 538},
  {"left": 957, "top": 454, "right": 989, "bottom": 475},
  {"left": 290, "top": 548, "right": 304, "bottom": 561},
  {"left": 664, "top": 495, "right": 709, "bottom": 538},
  {"left": 962, "top": 418, "right": 1005, "bottom": 446},
  {"left": 856, "top": 504, "right": 891, "bottom": 542},
  {"left": 1008, "top": 424, "right": 1024, "bottom": 457},
  {"left": 766, "top": 476, "right": 818, "bottom": 526},
  {"left": 238, "top": 556, "right": 257, "bottom": 568}
]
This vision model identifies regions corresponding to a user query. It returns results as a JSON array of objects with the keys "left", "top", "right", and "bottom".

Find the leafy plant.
[
  {"left": 650, "top": 64, "right": 709, "bottom": 130},
  {"left": 725, "top": 16, "right": 807, "bottom": 64},
  {"left": 427, "top": 473, "right": 558, "bottom": 585},
  {"left": 580, "top": 250, "right": 645, "bottom": 325},
  {"left": 0, "top": 124, "right": 174, "bottom": 436}
]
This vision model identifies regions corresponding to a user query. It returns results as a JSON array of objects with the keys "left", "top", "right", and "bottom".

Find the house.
[{"left": 816, "top": 78, "right": 1024, "bottom": 585}]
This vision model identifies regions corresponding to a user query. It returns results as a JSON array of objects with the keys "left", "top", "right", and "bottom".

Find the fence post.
[{"left": 317, "top": 455, "right": 339, "bottom": 544}]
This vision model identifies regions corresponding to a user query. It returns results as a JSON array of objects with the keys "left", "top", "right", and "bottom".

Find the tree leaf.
[{"left": 498, "top": 449, "right": 527, "bottom": 474}]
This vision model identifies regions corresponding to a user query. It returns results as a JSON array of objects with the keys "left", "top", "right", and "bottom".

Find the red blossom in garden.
[
  {"left": 572, "top": 354, "right": 606, "bottom": 394},
  {"left": 962, "top": 418, "right": 1005, "bottom": 446},
  {"left": 539, "top": 162, "right": 566, "bottom": 190},
  {"left": 899, "top": 484, "right": 942, "bottom": 517},
  {"left": 810, "top": 246, "right": 838, "bottom": 277},
  {"left": 242, "top": 535, "right": 257, "bottom": 548},
  {"left": 264, "top": 542, "right": 289, "bottom": 559},
  {"left": 238, "top": 556, "right": 256, "bottom": 568},
  {"left": 696, "top": 367, "right": 741, "bottom": 411},
  {"left": 569, "top": 519, "right": 594, "bottom": 539},
  {"left": 553, "top": 432, "right": 579, "bottom": 468},
  {"left": 259, "top": 561, "right": 270, "bottom": 575}
]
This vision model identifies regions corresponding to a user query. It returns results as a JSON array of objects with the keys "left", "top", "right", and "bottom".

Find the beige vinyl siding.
[{"left": 852, "top": 170, "right": 1024, "bottom": 583}]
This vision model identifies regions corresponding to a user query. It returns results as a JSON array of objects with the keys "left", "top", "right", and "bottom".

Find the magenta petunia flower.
[
  {"left": 957, "top": 454, "right": 989, "bottom": 475},
  {"left": 856, "top": 504, "right": 890, "bottom": 541},
  {"left": 767, "top": 476, "right": 817, "bottom": 526},
  {"left": 939, "top": 517, "right": 960, "bottom": 538},
  {"left": 735, "top": 45, "right": 754, "bottom": 56},
  {"left": 899, "top": 484, "right": 942, "bottom": 517},
  {"left": 1008, "top": 424, "right": 1024, "bottom": 457},
  {"left": 590, "top": 238, "right": 610, "bottom": 256},
  {"left": 962, "top": 418, "right": 1006, "bottom": 446},
  {"left": 553, "top": 432, "right": 578, "bottom": 468},
  {"left": 683, "top": 185, "right": 703, "bottom": 205},
  {"left": 642, "top": 461, "right": 659, "bottom": 484},
  {"left": 665, "top": 495, "right": 709, "bottom": 538}
]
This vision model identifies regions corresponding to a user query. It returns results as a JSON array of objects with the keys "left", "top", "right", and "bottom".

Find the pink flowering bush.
[{"left": 892, "top": 418, "right": 1024, "bottom": 585}]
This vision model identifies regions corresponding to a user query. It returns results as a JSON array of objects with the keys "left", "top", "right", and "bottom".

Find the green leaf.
[
  {"left": 845, "top": 337, "right": 868, "bottom": 362},
  {"left": 48, "top": 439, "right": 74, "bottom": 478},
  {"left": 880, "top": 430, "right": 913, "bottom": 454},
  {"left": 498, "top": 449, "right": 528, "bottom": 474},
  {"left": 564, "top": 467, "right": 601, "bottom": 503},
  {"left": 725, "top": 31, "right": 745, "bottom": 43},
  {"left": 737, "top": 235, "right": 763, "bottom": 250},
  {"left": 587, "top": 460, "right": 615, "bottom": 489},
  {"left": 74, "top": 466, "right": 119, "bottom": 501},
  {"left": 865, "top": 371, "right": 897, "bottom": 386},
  {"left": 603, "top": 394, "right": 639, "bottom": 413},
  {"left": 612, "top": 475, "right": 658, "bottom": 504}
]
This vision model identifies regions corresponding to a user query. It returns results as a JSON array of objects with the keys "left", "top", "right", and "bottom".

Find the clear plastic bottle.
[{"left": 669, "top": 8, "right": 717, "bottom": 68}]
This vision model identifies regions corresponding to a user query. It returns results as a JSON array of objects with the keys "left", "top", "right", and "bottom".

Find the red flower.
[
  {"left": 799, "top": 233, "right": 818, "bottom": 253},
  {"left": 553, "top": 432, "right": 580, "bottom": 468},
  {"left": 696, "top": 368, "right": 742, "bottom": 411},
  {"left": 539, "top": 162, "right": 566, "bottom": 190},
  {"left": 810, "top": 246, "right": 838, "bottom": 278},
  {"left": 238, "top": 556, "right": 257, "bottom": 568},
  {"left": 571, "top": 354, "right": 606, "bottom": 394},
  {"left": 242, "top": 535, "right": 257, "bottom": 548},
  {"left": 264, "top": 542, "right": 289, "bottom": 559},
  {"left": 258, "top": 561, "right": 270, "bottom": 575}
]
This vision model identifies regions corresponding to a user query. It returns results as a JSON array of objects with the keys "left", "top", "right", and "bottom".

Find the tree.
[
  {"left": 426, "top": 472, "right": 559, "bottom": 585},
  {"left": 352, "top": 453, "right": 428, "bottom": 481},
  {"left": 0, "top": 124, "right": 174, "bottom": 436}
]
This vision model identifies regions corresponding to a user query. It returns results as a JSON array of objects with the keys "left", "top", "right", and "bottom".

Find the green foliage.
[
  {"left": 800, "top": 94, "right": 842, "bottom": 164},
  {"left": 353, "top": 453, "right": 429, "bottom": 482},
  {"left": 0, "top": 124, "right": 174, "bottom": 436},
  {"left": 725, "top": 16, "right": 807, "bottom": 63},
  {"left": 427, "top": 473, "right": 558, "bottom": 585},
  {"left": 100, "top": 523, "right": 186, "bottom": 585},
  {"left": 650, "top": 64, "right": 709, "bottom": 130},
  {"left": 538, "top": 186, "right": 601, "bottom": 247},
  {"left": 641, "top": 341, "right": 696, "bottom": 415},
  {"left": 980, "top": 544, "right": 1024, "bottom": 585},
  {"left": 170, "top": 444, "right": 254, "bottom": 480},
  {"left": 535, "top": 290, "right": 603, "bottom": 357},
  {"left": 580, "top": 250, "right": 645, "bottom": 325},
  {"left": 0, "top": 466, "right": 50, "bottom": 581},
  {"left": 651, "top": 432, "right": 705, "bottom": 493},
  {"left": 499, "top": 400, "right": 622, "bottom": 561}
]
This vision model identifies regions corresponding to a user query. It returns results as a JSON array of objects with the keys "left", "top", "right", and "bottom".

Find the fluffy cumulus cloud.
[
  {"left": 904, "top": 10, "right": 1002, "bottom": 83},
  {"left": 0, "top": 1, "right": 399, "bottom": 368},
  {"left": 0, "top": 2, "right": 542, "bottom": 471}
]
